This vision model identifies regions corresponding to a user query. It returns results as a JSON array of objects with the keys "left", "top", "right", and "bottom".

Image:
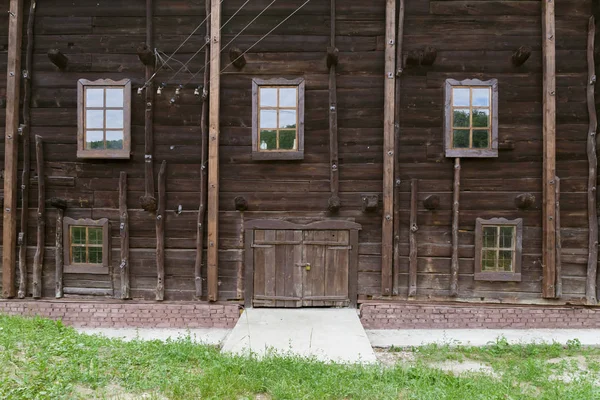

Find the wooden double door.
[{"left": 244, "top": 220, "right": 361, "bottom": 308}]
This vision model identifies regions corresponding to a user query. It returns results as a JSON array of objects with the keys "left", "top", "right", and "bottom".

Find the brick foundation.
[
  {"left": 0, "top": 300, "right": 241, "bottom": 329},
  {"left": 360, "top": 302, "right": 600, "bottom": 329}
]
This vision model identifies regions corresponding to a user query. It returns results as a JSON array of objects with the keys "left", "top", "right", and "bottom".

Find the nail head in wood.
[{"left": 47, "top": 49, "right": 68, "bottom": 70}]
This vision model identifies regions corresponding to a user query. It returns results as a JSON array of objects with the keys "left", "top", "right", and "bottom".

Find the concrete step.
[{"left": 221, "top": 308, "right": 377, "bottom": 364}]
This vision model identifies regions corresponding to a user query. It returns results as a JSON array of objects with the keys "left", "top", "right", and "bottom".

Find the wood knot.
[
  {"left": 423, "top": 195, "right": 440, "bottom": 211},
  {"left": 328, "top": 196, "right": 341, "bottom": 213},
  {"left": 327, "top": 47, "right": 339, "bottom": 69},
  {"left": 362, "top": 195, "right": 379, "bottom": 213},
  {"left": 136, "top": 43, "right": 156, "bottom": 66},
  {"left": 234, "top": 196, "right": 249, "bottom": 212},
  {"left": 515, "top": 193, "right": 536, "bottom": 210},
  {"left": 229, "top": 47, "right": 246, "bottom": 70},
  {"left": 47, "top": 49, "right": 69, "bottom": 70},
  {"left": 139, "top": 195, "right": 158, "bottom": 213},
  {"left": 511, "top": 45, "right": 532, "bottom": 67},
  {"left": 49, "top": 197, "right": 67, "bottom": 210}
]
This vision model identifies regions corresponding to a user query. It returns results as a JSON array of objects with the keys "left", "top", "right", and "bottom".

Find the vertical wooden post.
[
  {"left": 2, "top": 0, "right": 25, "bottom": 299},
  {"left": 195, "top": 0, "right": 211, "bottom": 298},
  {"left": 408, "top": 179, "right": 418, "bottom": 297},
  {"left": 18, "top": 0, "right": 36, "bottom": 299},
  {"left": 542, "top": 0, "right": 557, "bottom": 298},
  {"left": 381, "top": 0, "right": 397, "bottom": 296},
  {"left": 450, "top": 157, "right": 461, "bottom": 297},
  {"left": 207, "top": 0, "right": 222, "bottom": 302},
  {"left": 555, "top": 176, "right": 563, "bottom": 298},
  {"left": 392, "top": 0, "right": 405, "bottom": 296},
  {"left": 155, "top": 161, "right": 166, "bottom": 301},
  {"left": 55, "top": 207, "right": 64, "bottom": 298},
  {"left": 143, "top": 0, "right": 156, "bottom": 211},
  {"left": 32, "top": 135, "right": 45, "bottom": 299},
  {"left": 586, "top": 16, "right": 598, "bottom": 305},
  {"left": 328, "top": 0, "right": 341, "bottom": 213},
  {"left": 119, "top": 172, "right": 130, "bottom": 299}
]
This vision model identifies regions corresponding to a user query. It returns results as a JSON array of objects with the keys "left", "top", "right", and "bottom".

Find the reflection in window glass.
[
  {"left": 86, "top": 89, "right": 104, "bottom": 107},
  {"left": 70, "top": 226, "right": 104, "bottom": 265},
  {"left": 480, "top": 225, "right": 515, "bottom": 273},
  {"left": 450, "top": 86, "right": 492, "bottom": 150},
  {"left": 84, "top": 86, "right": 126, "bottom": 152},
  {"left": 257, "top": 86, "right": 299, "bottom": 152},
  {"left": 105, "top": 88, "right": 124, "bottom": 107}
]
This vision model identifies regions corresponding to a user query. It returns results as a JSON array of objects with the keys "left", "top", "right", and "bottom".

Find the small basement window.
[
  {"left": 77, "top": 79, "right": 131, "bottom": 159},
  {"left": 252, "top": 78, "right": 305, "bottom": 160},
  {"left": 444, "top": 79, "right": 498, "bottom": 158},
  {"left": 63, "top": 217, "right": 110, "bottom": 274},
  {"left": 474, "top": 218, "right": 522, "bottom": 282}
]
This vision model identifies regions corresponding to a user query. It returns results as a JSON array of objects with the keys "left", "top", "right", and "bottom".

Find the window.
[
  {"left": 63, "top": 218, "right": 110, "bottom": 274},
  {"left": 444, "top": 79, "right": 498, "bottom": 158},
  {"left": 252, "top": 78, "right": 305, "bottom": 160},
  {"left": 77, "top": 79, "right": 131, "bottom": 159},
  {"left": 474, "top": 218, "right": 522, "bottom": 282}
]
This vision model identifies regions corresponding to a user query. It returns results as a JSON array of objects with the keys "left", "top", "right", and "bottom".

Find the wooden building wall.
[{"left": 0, "top": 0, "right": 596, "bottom": 304}]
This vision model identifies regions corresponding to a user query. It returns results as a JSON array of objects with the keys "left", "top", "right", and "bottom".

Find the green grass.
[{"left": 0, "top": 315, "right": 599, "bottom": 399}]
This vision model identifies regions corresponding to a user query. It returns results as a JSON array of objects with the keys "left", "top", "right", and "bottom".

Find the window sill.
[
  {"left": 64, "top": 265, "right": 109, "bottom": 275},
  {"left": 77, "top": 150, "right": 131, "bottom": 160},
  {"left": 474, "top": 272, "right": 522, "bottom": 282},
  {"left": 252, "top": 150, "right": 304, "bottom": 161},
  {"left": 446, "top": 149, "right": 498, "bottom": 158}
]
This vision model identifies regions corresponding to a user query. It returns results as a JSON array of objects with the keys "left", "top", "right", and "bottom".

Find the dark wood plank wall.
[{"left": 0, "top": 0, "right": 594, "bottom": 303}]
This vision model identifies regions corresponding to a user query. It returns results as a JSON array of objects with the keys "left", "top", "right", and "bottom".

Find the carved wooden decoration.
[
  {"left": 32, "top": 135, "right": 45, "bottom": 299},
  {"left": 18, "top": 0, "right": 36, "bottom": 299},
  {"left": 586, "top": 16, "right": 598, "bottom": 305},
  {"left": 47, "top": 49, "right": 68, "bottom": 70},
  {"left": 156, "top": 161, "right": 166, "bottom": 301}
]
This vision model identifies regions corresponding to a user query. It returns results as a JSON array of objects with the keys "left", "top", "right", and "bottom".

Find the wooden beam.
[
  {"left": 207, "top": 0, "right": 222, "bottom": 302},
  {"left": 156, "top": 161, "right": 166, "bottom": 301},
  {"left": 195, "top": 0, "right": 211, "bottom": 299},
  {"left": 119, "top": 172, "right": 130, "bottom": 300},
  {"left": 32, "top": 135, "right": 45, "bottom": 299},
  {"left": 450, "top": 157, "right": 461, "bottom": 297},
  {"left": 392, "top": 0, "right": 405, "bottom": 296},
  {"left": 586, "top": 16, "right": 598, "bottom": 305},
  {"left": 381, "top": 0, "right": 397, "bottom": 297},
  {"left": 18, "top": 0, "right": 36, "bottom": 299},
  {"left": 2, "top": 0, "right": 25, "bottom": 299},
  {"left": 408, "top": 179, "right": 418, "bottom": 298},
  {"left": 328, "top": 0, "right": 340, "bottom": 214},
  {"left": 555, "top": 176, "right": 563, "bottom": 298},
  {"left": 141, "top": 0, "right": 156, "bottom": 213},
  {"left": 51, "top": 198, "right": 67, "bottom": 299},
  {"left": 542, "top": 0, "right": 557, "bottom": 298}
]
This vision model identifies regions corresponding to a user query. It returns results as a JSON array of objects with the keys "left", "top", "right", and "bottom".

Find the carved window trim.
[
  {"left": 474, "top": 218, "right": 522, "bottom": 282},
  {"left": 63, "top": 217, "right": 110, "bottom": 274},
  {"left": 77, "top": 78, "right": 131, "bottom": 159},
  {"left": 252, "top": 77, "right": 305, "bottom": 160},
  {"left": 444, "top": 78, "right": 498, "bottom": 158}
]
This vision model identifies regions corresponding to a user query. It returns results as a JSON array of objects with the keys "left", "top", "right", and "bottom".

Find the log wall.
[{"left": 0, "top": 0, "right": 595, "bottom": 304}]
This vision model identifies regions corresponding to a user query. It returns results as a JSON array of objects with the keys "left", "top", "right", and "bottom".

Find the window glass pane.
[
  {"left": 482, "top": 226, "right": 497, "bottom": 248},
  {"left": 472, "top": 109, "right": 489, "bottom": 128},
  {"left": 260, "top": 110, "right": 277, "bottom": 129},
  {"left": 259, "top": 130, "right": 277, "bottom": 150},
  {"left": 279, "top": 130, "right": 297, "bottom": 150},
  {"left": 86, "top": 88, "right": 104, "bottom": 108},
  {"left": 499, "top": 250, "right": 513, "bottom": 272},
  {"left": 89, "top": 247, "right": 103, "bottom": 264},
  {"left": 105, "top": 110, "right": 123, "bottom": 129},
  {"left": 500, "top": 227, "right": 514, "bottom": 248},
  {"left": 86, "top": 110, "right": 104, "bottom": 129},
  {"left": 279, "top": 109, "right": 297, "bottom": 129},
  {"left": 106, "top": 131, "right": 124, "bottom": 150},
  {"left": 453, "top": 109, "right": 470, "bottom": 128},
  {"left": 481, "top": 250, "right": 497, "bottom": 272},
  {"left": 473, "top": 130, "right": 489, "bottom": 149},
  {"left": 105, "top": 88, "right": 124, "bottom": 108},
  {"left": 452, "top": 88, "right": 470, "bottom": 107},
  {"left": 259, "top": 88, "right": 278, "bottom": 107},
  {"left": 72, "top": 246, "right": 86, "bottom": 264},
  {"left": 472, "top": 88, "right": 490, "bottom": 107},
  {"left": 86, "top": 131, "right": 104, "bottom": 150},
  {"left": 279, "top": 88, "right": 297, "bottom": 108},
  {"left": 453, "top": 130, "right": 469, "bottom": 148},
  {"left": 88, "top": 228, "right": 103, "bottom": 245},
  {"left": 71, "top": 227, "right": 87, "bottom": 244}
]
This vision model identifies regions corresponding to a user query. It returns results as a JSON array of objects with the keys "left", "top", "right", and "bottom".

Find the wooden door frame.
[{"left": 244, "top": 219, "right": 362, "bottom": 308}]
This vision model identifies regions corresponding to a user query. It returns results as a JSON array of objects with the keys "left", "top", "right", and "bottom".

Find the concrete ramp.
[{"left": 221, "top": 308, "right": 377, "bottom": 364}]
